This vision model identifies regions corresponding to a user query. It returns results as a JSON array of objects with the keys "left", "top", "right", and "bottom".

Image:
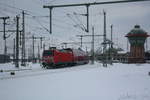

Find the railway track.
[
  {"left": 0, "top": 68, "right": 32, "bottom": 72},
  {"left": 0, "top": 63, "right": 99, "bottom": 80}
]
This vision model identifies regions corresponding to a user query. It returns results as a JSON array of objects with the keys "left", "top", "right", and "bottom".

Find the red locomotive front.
[
  {"left": 42, "top": 49, "right": 55, "bottom": 68},
  {"left": 42, "top": 48, "right": 89, "bottom": 69}
]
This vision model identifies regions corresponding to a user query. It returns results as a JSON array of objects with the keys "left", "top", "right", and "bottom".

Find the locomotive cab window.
[{"left": 43, "top": 50, "right": 54, "bottom": 56}]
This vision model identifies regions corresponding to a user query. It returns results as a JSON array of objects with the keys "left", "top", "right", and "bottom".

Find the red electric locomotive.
[{"left": 42, "top": 47, "right": 89, "bottom": 68}]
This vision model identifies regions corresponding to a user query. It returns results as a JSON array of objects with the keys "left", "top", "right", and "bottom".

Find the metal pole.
[
  {"left": 13, "top": 38, "right": 16, "bottom": 63},
  {"left": 43, "top": 43, "right": 45, "bottom": 50},
  {"left": 40, "top": 37, "right": 43, "bottom": 49},
  {"left": 81, "top": 36, "right": 83, "bottom": 48},
  {"left": 16, "top": 16, "right": 19, "bottom": 68},
  {"left": 77, "top": 35, "right": 83, "bottom": 48},
  {"left": 4, "top": 38, "right": 7, "bottom": 61},
  {"left": 32, "top": 35, "right": 35, "bottom": 62},
  {"left": 38, "top": 44, "right": 40, "bottom": 62},
  {"left": 103, "top": 10, "right": 106, "bottom": 53},
  {"left": 91, "top": 27, "right": 95, "bottom": 64},
  {"left": 4, "top": 18, "right": 7, "bottom": 56},
  {"left": 110, "top": 24, "right": 113, "bottom": 63},
  {"left": 22, "top": 11, "right": 26, "bottom": 66},
  {"left": 86, "top": 5, "right": 89, "bottom": 32},
  {"left": 19, "top": 31, "right": 22, "bottom": 46},
  {"left": 111, "top": 24, "right": 113, "bottom": 48},
  {"left": 103, "top": 10, "right": 107, "bottom": 67},
  {"left": 49, "top": 7, "right": 52, "bottom": 34}
]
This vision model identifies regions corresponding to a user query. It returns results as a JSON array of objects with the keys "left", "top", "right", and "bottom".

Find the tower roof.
[
  {"left": 129, "top": 25, "right": 146, "bottom": 34},
  {"left": 126, "top": 25, "right": 149, "bottom": 37}
]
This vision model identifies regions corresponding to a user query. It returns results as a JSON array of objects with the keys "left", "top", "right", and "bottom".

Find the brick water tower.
[{"left": 126, "top": 25, "right": 149, "bottom": 63}]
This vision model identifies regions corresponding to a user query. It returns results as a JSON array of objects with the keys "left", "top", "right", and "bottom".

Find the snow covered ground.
[{"left": 0, "top": 62, "right": 150, "bottom": 100}]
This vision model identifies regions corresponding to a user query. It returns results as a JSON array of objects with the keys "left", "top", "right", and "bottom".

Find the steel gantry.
[
  {"left": 77, "top": 27, "right": 104, "bottom": 64},
  {"left": 25, "top": 36, "right": 45, "bottom": 62},
  {"left": 43, "top": 0, "right": 149, "bottom": 34},
  {"left": 0, "top": 16, "right": 9, "bottom": 58}
]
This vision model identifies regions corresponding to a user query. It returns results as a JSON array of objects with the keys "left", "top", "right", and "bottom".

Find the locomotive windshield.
[{"left": 43, "top": 50, "right": 53, "bottom": 56}]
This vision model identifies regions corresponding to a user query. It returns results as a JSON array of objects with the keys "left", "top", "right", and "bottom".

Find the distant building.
[
  {"left": 0, "top": 54, "right": 11, "bottom": 63},
  {"left": 125, "top": 25, "right": 149, "bottom": 63}
]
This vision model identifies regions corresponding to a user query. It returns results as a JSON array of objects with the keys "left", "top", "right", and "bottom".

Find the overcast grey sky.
[{"left": 0, "top": 0, "right": 150, "bottom": 54}]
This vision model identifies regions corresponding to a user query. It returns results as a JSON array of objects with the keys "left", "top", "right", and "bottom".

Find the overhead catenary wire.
[
  {"left": 0, "top": 9, "right": 9, "bottom": 16},
  {"left": 0, "top": 2, "right": 25, "bottom": 12},
  {"left": 0, "top": 2, "right": 47, "bottom": 17},
  {"left": 29, "top": 15, "right": 75, "bottom": 27},
  {"left": 0, "top": 1, "right": 87, "bottom": 35},
  {"left": 43, "top": 0, "right": 150, "bottom": 34},
  {"left": 0, "top": 2, "right": 50, "bottom": 34},
  {"left": 0, "top": 7, "right": 19, "bottom": 16},
  {"left": 26, "top": 13, "right": 83, "bottom": 34},
  {"left": 33, "top": 18, "right": 50, "bottom": 33},
  {"left": 30, "top": 0, "right": 44, "bottom": 6},
  {"left": 73, "top": 12, "right": 87, "bottom": 31},
  {"left": 66, "top": 13, "right": 86, "bottom": 31},
  {"left": 0, "top": 2, "right": 52, "bottom": 56},
  {"left": 25, "top": 13, "right": 67, "bottom": 29},
  {"left": 25, "top": 14, "right": 49, "bottom": 33}
]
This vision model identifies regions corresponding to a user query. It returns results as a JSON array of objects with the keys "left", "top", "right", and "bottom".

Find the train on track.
[{"left": 42, "top": 47, "right": 89, "bottom": 69}]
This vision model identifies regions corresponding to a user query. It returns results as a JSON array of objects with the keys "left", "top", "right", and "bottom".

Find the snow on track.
[{"left": 0, "top": 63, "right": 98, "bottom": 80}]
